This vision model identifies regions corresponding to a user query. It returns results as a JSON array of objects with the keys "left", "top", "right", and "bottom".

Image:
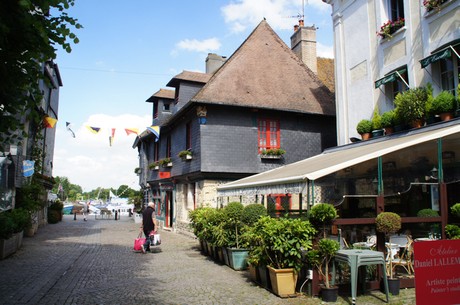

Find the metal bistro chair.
[{"left": 391, "top": 235, "right": 414, "bottom": 275}]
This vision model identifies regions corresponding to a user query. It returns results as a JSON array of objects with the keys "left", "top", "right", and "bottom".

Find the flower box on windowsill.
[
  {"left": 178, "top": 150, "right": 193, "bottom": 161},
  {"left": 163, "top": 162, "right": 172, "bottom": 168},
  {"left": 260, "top": 154, "right": 282, "bottom": 160},
  {"left": 260, "top": 148, "right": 286, "bottom": 160},
  {"left": 182, "top": 154, "right": 192, "bottom": 160}
]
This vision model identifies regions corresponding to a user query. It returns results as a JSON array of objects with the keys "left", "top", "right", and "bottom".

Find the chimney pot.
[
  {"left": 294, "top": 25, "right": 299, "bottom": 32},
  {"left": 299, "top": 19, "right": 304, "bottom": 27}
]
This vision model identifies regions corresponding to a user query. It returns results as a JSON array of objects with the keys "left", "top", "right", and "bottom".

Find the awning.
[
  {"left": 217, "top": 123, "right": 460, "bottom": 196},
  {"left": 374, "top": 68, "right": 407, "bottom": 88},
  {"left": 420, "top": 43, "right": 460, "bottom": 69},
  {"left": 420, "top": 48, "right": 451, "bottom": 69}
]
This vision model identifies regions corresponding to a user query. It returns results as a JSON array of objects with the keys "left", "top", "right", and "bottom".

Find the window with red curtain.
[
  {"left": 153, "top": 102, "right": 158, "bottom": 118},
  {"left": 257, "top": 119, "right": 280, "bottom": 152}
]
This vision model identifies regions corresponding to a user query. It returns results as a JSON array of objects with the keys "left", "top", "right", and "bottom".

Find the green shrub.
[
  {"left": 356, "top": 119, "right": 373, "bottom": 134},
  {"left": 416, "top": 209, "right": 438, "bottom": 217},
  {"left": 10, "top": 208, "right": 31, "bottom": 232},
  {"left": 252, "top": 216, "right": 316, "bottom": 272},
  {"left": 381, "top": 110, "right": 395, "bottom": 128},
  {"left": 0, "top": 212, "right": 15, "bottom": 239},
  {"left": 372, "top": 109, "right": 382, "bottom": 130},
  {"left": 307, "top": 238, "right": 340, "bottom": 289},
  {"left": 375, "top": 212, "right": 401, "bottom": 235},
  {"left": 394, "top": 87, "right": 428, "bottom": 123},
  {"left": 451, "top": 203, "right": 460, "bottom": 219},
  {"left": 445, "top": 224, "right": 460, "bottom": 239},
  {"left": 241, "top": 203, "right": 267, "bottom": 226},
  {"left": 48, "top": 210, "right": 61, "bottom": 224},
  {"left": 309, "top": 203, "right": 338, "bottom": 238},
  {"left": 432, "top": 91, "right": 456, "bottom": 113},
  {"left": 49, "top": 200, "right": 64, "bottom": 211}
]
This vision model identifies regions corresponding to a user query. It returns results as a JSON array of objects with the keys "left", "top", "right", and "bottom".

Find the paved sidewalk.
[{"left": 0, "top": 215, "right": 415, "bottom": 305}]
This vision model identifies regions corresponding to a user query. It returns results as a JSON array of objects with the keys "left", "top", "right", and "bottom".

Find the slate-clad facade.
[{"left": 135, "top": 20, "right": 336, "bottom": 232}]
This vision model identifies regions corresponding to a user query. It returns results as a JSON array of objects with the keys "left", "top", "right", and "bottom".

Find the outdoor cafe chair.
[{"left": 390, "top": 235, "right": 414, "bottom": 275}]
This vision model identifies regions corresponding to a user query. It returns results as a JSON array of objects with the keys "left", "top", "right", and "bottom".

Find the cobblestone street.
[{"left": 0, "top": 215, "right": 415, "bottom": 305}]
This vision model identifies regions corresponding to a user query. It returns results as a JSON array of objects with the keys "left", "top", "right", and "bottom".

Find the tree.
[{"left": 0, "top": 0, "right": 82, "bottom": 150}]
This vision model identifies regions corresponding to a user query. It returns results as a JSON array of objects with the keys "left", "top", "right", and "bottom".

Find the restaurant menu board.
[{"left": 414, "top": 239, "right": 460, "bottom": 305}]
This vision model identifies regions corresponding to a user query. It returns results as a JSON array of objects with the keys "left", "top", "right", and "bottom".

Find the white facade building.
[{"left": 323, "top": 0, "right": 460, "bottom": 145}]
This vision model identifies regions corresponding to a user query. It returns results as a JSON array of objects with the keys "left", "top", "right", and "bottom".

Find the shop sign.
[{"left": 414, "top": 239, "right": 460, "bottom": 305}]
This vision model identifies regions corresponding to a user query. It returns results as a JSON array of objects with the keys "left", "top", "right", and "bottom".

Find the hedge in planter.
[{"left": 394, "top": 87, "right": 428, "bottom": 127}]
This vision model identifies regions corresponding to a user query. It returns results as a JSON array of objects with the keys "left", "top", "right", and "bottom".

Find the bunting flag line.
[
  {"left": 23, "top": 160, "right": 35, "bottom": 177},
  {"left": 43, "top": 116, "right": 58, "bottom": 128},
  {"left": 86, "top": 126, "right": 101, "bottom": 134},
  {"left": 125, "top": 128, "right": 139, "bottom": 136},
  {"left": 147, "top": 125, "right": 160, "bottom": 142},
  {"left": 66, "top": 122, "right": 76, "bottom": 138}
]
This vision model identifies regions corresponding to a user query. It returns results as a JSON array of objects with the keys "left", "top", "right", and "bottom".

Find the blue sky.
[{"left": 53, "top": 0, "right": 334, "bottom": 192}]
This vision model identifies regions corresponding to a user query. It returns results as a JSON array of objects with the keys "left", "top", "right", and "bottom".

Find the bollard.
[
  {"left": 74, "top": 212, "right": 77, "bottom": 220},
  {"left": 115, "top": 211, "right": 118, "bottom": 220}
]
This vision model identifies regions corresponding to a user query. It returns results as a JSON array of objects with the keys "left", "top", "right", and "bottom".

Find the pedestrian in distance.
[
  {"left": 140, "top": 202, "right": 156, "bottom": 253},
  {"left": 82, "top": 201, "right": 89, "bottom": 221}
]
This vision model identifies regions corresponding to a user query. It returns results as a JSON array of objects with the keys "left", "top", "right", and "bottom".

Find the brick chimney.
[
  {"left": 205, "top": 53, "right": 227, "bottom": 74},
  {"left": 290, "top": 20, "right": 317, "bottom": 74}
]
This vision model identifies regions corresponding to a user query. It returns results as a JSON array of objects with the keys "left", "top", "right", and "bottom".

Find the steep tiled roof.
[
  {"left": 166, "top": 70, "right": 211, "bottom": 87},
  {"left": 191, "top": 20, "right": 335, "bottom": 116},
  {"left": 146, "top": 88, "right": 175, "bottom": 103}
]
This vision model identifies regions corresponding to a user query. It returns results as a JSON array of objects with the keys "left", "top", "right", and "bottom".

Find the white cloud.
[
  {"left": 175, "top": 38, "right": 222, "bottom": 53},
  {"left": 317, "top": 42, "right": 334, "bottom": 58},
  {"left": 221, "top": 0, "right": 331, "bottom": 32},
  {"left": 53, "top": 113, "right": 150, "bottom": 192}
]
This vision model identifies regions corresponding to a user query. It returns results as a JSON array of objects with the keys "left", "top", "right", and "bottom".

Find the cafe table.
[{"left": 333, "top": 249, "right": 389, "bottom": 304}]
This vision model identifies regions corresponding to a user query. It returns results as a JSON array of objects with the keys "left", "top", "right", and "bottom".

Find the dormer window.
[{"left": 163, "top": 102, "right": 171, "bottom": 112}]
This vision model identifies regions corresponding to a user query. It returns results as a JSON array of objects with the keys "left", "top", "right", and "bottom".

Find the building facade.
[
  {"left": 134, "top": 20, "right": 337, "bottom": 233},
  {"left": 323, "top": 0, "right": 459, "bottom": 144}
]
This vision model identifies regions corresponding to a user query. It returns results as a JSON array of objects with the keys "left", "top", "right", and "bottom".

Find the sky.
[{"left": 53, "top": 0, "right": 334, "bottom": 192}]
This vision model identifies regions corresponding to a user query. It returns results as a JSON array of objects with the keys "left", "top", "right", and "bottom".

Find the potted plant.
[
  {"left": 381, "top": 110, "right": 395, "bottom": 135},
  {"left": 252, "top": 216, "right": 316, "bottom": 297},
  {"left": 394, "top": 87, "right": 428, "bottom": 128},
  {"left": 371, "top": 108, "right": 384, "bottom": 137},
  {"left": 178, "top": 150, "right": 192, "bottom": 160},
  {"left": 356, "top": 119, "right": 373, "bottom": 140},
  {"left": 306, "top": 239, "right": 341, "bottom": 302},
  {"left": 308, "top": 203, "right": 338, "bottom": 239},
  {"left": 241, "top": 204, "right": 267, "bottom": 282},
  {"left": 417, "top": 208, "right": 440, "bottom": 238},
  {"left": 222, "top": 202, "right": 249, "bottom": 270},
  {"left": 431, "top": 91, "right": 456, "bottom": 121},
  {"left": 375, "top": 212, "right": 402, "bottom": 295}
]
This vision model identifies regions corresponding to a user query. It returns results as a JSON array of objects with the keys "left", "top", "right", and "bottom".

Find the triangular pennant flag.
[
  {"left": 43, "top": 116, "right": 58, "bottom": 128},
  {"left": 147, "top": 126, "right": 160, "bottom": 142},
  {"left": 86, "top": 126, "right": 101, "bottom": 134},
  {"left": 125, "top": 128, "right": 139, "bottom": 136},
  {"left": 66, "top": 122, "right": 76, "bottom": 138}
]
